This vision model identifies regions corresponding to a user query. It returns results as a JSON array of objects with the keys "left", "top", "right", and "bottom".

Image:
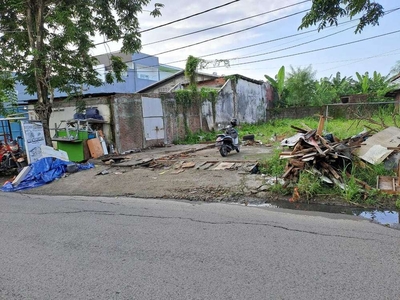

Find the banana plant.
[
  {"left": 264, "top": 66, "right": 286, "bottom": 103},
  {"left": 355, "top": 71, "right": 370, "bottom": 94}
]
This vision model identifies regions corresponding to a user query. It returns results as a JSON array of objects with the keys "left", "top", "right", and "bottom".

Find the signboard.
[{"left": 21, "top": 121, "right": 46, "bottom": 164}]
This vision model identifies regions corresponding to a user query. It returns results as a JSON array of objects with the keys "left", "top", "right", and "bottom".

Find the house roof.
[
  {"left": 137, "top": 70, "right": 219, "bottom": 93},
  {"left": 230, "top": 74, "right": 264, "bottom": 85},
  {"left": 385, "top": 88, "right": 400, "bottom": 98},
  {"left": 390, "top": 73, "right": 400, "bottom": 82}
]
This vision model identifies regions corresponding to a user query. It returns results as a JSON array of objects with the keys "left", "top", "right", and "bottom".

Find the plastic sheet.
[{"left": 1, "top": 157, "right": 94, "bottom": 192}]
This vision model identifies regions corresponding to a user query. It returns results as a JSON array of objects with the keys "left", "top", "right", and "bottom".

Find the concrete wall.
[
  {"left": 112, "top": 94, "right": 145, "bottom": 152},
  {"left": 236, "top": 79, "right": 267, "bottom": 124},
  {"left": 204, "top": 78, "right": 269, "bottom": 129},
  {"left": 27, "top": 97, "right": 112, "bottom": 148},
  {"left": 266, "top": 103, "right": 394, "bottom": 120}
]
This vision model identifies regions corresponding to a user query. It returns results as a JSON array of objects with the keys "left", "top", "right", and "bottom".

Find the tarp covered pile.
[{"left": 2, "top": 157, "right": 93, "bottom": 192}]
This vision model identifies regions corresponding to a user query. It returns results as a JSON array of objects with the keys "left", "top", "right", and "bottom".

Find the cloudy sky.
[{"left": 93, "top": 0, "right": 400, "bottom": 81}]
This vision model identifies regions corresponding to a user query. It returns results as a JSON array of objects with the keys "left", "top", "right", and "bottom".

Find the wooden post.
[{"left": 316, "top": 115, "right": 325, "bottom": 136}]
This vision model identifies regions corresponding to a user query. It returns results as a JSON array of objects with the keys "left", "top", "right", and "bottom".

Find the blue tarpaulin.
[{"left": 2, "top": 157, "right": 94, "bottom": 192}]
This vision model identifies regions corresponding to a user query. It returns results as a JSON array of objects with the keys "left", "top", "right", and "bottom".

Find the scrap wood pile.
[{"left": 279, "top": 125, "right": 370, "bottom": 187}]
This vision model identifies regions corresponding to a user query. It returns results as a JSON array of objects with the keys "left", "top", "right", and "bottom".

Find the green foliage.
[
  {"left": 313, "top": 77, "right": 337, "bottom": 105},
  {"left": 297, "top": 171, "right": 322, "bottom": 200},
  {"left": 0, "top": 71, "right": 18, "bottom": 116},
  {"left": 174, "top": 130, "right": 216, "bottom": 145},
  {"left": 339, "top": 169, "right": 362, "bottom": 203},
  {"left": 258, "top": 149, "right": 286, "bottom": 176},
  {"left": 299, "top": 0, "right": 384, "bottom": 34},
  {"left": 352, "top": 158, "right": 395, "bottom": 187},
  {"left": 396, "top": 198, "right": 400, "bottom": 210},
  {"left": 264, "top": 66, "right": 287, "bottom": 107},
  {"left": 0, "top": 0, "right": 163, "bottom": 143},
  {"left": 185, "top": 55, "right": 204, "bottom": 88},
  {"left": 224, "top": 75, "right": 240, "bottom": 83},
  {"left": 285, "top": 65, "right": 317, "bottom": 107}
]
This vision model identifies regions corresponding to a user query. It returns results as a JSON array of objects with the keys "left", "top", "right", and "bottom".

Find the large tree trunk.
[
  {"left": 34, "top": 102, "right": 53, "bottom": 146},
  {"left": 27, "top": 0, "right": 53, "bottom": 146}
]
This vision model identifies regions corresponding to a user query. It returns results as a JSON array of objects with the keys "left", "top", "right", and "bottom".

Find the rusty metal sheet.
[{"left": 356, "top": 127, "right": 400, "bottom": 165}]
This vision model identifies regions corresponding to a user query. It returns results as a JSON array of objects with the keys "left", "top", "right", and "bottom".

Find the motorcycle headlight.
[
  {"left": 10, "top": 144, "right": 19, "bottom": 152},
  {"left": 8, "top": 141, "right": 19, "bottom": 152}
]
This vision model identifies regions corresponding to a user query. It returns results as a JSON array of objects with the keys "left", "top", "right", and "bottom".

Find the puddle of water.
[
  {"left": 243, "top": 200, "right": 400, "bottom": 228},
  {"left": 356, "top": 211, "right": 400, "bottom": 225}
]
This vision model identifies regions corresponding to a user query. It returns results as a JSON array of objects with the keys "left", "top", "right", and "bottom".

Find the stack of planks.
[{"left": 279, "top": 125, "right": 369, "bottom": 185}]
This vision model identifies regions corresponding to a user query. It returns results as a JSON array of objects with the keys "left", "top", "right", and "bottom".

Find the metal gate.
[{"left": 141, "top": 96, "right": 165, "bottom": 142}]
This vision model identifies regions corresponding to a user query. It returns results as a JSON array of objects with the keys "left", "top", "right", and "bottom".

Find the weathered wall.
[
  {"left": 112, "top": 94, "right": 144, "bottom": 152},
  {"left": 204, "top": 78, "right": 269, "bottom": 129},
  {"left": 236, "top": 79, "right": 267, "bottom": 124},
  {"left": 266, "top": 103, "right": 394, "bottom": 120},
  {"left": 27, "top": 97, "right": 112, "bottom": 148}
]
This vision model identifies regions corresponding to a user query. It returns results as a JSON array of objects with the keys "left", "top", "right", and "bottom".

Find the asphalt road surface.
[{"left": 1, "top": 193, "right": 400, "bottom": 300}]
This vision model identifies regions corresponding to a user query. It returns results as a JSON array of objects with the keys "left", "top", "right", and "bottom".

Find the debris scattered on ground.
[{"left": 278, "top": 117, "right": 400, "bottom": 196}]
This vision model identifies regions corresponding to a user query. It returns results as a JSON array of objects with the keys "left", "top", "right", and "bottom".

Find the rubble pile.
[{"left": 279, "top": 125, "right": 370, "bottom": 187}]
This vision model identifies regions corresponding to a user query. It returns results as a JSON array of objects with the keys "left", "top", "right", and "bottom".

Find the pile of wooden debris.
[{"left": 279, "top": 123, "right": 370, "bottom": 187}]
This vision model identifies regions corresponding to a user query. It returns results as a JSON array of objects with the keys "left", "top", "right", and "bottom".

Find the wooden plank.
[
  {"left": 289, "top": 159, "right": 305, "bottom": 169},
  {"left": 282, "top": 165, "right": 294, "bottom": 178},
  {"left": 316, "top": 115, "right": 325, "bottom": 136},
  {"left": 87, "top": 138, "right": 104, "bottom": 158},
  {"left": 320, "top": 162, "right": 339, "bottom": 179}
]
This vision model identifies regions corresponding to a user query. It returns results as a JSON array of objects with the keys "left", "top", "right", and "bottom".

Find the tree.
[
  {"left": 285, "top": 65, "right": 316, "bottom": 107},
  {"left": 0, "top": 72, "right": 18, "bottom": 116},
  {"left": 314, "top": 76, "right": 337, "bottom": 105},
  {"left": 264, "top": 66, "right": 287, "bottom": 107},
  {"left": 299, "top": 0, "right": 384, "bottom": 33},
  {"left": 0, "top": 0, "right": 163, "bottom": 145}
]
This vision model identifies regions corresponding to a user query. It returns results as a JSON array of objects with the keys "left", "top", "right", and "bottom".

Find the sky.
[{"left": 92, "top": 0, "right": 400, "bottom": 81}]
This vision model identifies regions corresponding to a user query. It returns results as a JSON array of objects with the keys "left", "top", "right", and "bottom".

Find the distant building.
[{"left": 15, "top": 52, "right": 182, "bottom": 102}]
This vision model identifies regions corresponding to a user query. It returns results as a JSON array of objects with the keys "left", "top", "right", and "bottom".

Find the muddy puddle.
[{"left": 244, "top": 200, "right": 400, "bottom": 229}]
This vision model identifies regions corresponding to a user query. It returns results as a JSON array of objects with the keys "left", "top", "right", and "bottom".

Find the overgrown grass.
[
  {"left": 175, "top": 108, "right": 398, "bottom": 145},
  {"left": 174, "top": 110, "right": 400, "bottom": 208}
]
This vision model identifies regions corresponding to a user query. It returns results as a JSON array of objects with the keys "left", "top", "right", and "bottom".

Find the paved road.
[{"left": 1, "top": 193, "right": 399, "bottom": 300}]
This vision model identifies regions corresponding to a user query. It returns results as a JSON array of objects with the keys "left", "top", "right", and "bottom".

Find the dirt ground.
[{"left": 4, "top": 143, "right": 289, "bottom": 203}]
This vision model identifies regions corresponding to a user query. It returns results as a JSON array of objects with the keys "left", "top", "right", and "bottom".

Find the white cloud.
[{"left": 93, "top": 0, "right": 400, "bottom": 81}]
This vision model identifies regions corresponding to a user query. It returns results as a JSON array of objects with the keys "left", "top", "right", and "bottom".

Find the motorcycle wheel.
[{"left": 219, "top": 146, "right": 228, "bottom": 157}]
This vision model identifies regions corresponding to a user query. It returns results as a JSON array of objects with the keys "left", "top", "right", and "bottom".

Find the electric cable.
[
  {"left": 93, "top": 0, "right": 243, "bottom": 46},
  {"left": 204, "top": 29, "right": 400, "bottom": 68},
  {"left": 142, "top": 0, "right": 311, "bottom": 46},
  {"left": 114, "top": 9, "right": 310, "bottom": 65}
]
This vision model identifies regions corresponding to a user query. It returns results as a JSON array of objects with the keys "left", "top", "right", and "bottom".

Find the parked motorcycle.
[
  {"left": 215, "top": 118, "right": 240, "bottom": 157},
  {"left": 0, "top": 138, "right": 27, "bottom": 173}
]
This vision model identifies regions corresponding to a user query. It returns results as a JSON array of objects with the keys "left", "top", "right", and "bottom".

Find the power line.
[
  {"left": 140, "top": 0, "right": 240, "bottom": 34},
  {"left": 204, "top": 29, "right": 400, "bottom": 68},
  {"left": 194, "top": 7, "right": 400, "bottom": 63},
  {"left": 117, "top": 6, "right": 399, "bottom": 67},
  {"left": 221, "top": 25, "right": 356, "bottom": 61},
  {"left": 318, "top": 47, "right": 400, "bottom": 73},
  {"left": 93, "top": 0, "right": 241, "bottom": 46},
  {"left": 142, "top": 0, "right": 311, "bottom": 46},
  {"left": 164, "top": 19, "right": 357, "bottom": 65},
  {"left": 116, "top": 8, "right": 310, "bottom": 65}
]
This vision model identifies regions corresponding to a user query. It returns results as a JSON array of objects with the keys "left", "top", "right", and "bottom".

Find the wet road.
[{"left": 1, "top": 193, "right": 400, "bottom": 300}]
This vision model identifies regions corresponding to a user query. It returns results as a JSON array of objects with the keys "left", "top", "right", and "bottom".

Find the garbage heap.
[{"left": 279, "top": 125, "right": 370, "bottom": 187}]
